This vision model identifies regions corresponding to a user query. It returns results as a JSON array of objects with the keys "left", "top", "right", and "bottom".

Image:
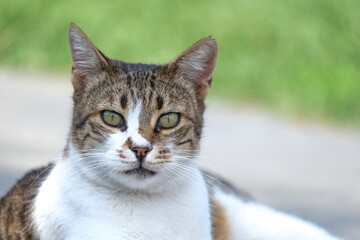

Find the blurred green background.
[{"left": 1, "top": 0, "right": 359, "bottom": 125}]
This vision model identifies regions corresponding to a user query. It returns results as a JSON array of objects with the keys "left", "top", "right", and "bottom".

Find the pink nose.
[{"left": 131, "top": 147, "right": 151, "bottom": 159}]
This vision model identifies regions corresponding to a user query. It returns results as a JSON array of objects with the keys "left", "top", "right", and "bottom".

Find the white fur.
[
  {"left": 214, "top": 190, "right": 341, "bottom": 240},
  {"left": 33, "top": 146, "right": 211, "bottom": 240},
  {"left": 126, "top": 101, "right": 150, "bottom": 147},
  {"left": 106, "top": 101, "right": 149, "bottom": 150}
]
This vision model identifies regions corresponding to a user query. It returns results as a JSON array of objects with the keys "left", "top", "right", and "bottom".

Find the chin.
[{"left": 112, "top": 170, "right": 165, "bottom": 191}]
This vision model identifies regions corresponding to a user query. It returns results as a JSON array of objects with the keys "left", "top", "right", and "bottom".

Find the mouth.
[{"left": 123, "top": 167, "right": 156, "bottom": 177}]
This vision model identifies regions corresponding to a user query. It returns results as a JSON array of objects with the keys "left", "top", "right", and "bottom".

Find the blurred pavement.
[{"left": 0, "top": 69, "right": 359, "bottom": 239}]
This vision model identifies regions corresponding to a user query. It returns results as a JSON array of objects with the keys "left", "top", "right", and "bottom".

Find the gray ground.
[{"left": 0, "top": 69, "right": 359, "bottom": 239}]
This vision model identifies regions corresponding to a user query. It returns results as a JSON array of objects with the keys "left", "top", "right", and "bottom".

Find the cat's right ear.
[{"left": 68, "top": 23, "right": 111, "bottom": 90}]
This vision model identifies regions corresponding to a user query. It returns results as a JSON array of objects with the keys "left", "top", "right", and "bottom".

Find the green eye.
[
  {"left": 158, "top": 113, "right": 180, "bottom": 129},
  {"left": 102, "top": 111, "right": 124, "bottom": 127}
]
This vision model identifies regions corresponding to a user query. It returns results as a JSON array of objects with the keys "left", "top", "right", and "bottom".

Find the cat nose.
[{"left": 131, "top": 146, "right": 152, "bottom": 161}]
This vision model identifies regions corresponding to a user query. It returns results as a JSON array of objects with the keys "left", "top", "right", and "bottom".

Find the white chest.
[{"left": 33, "top": 161, "right": 212, "bottom": 240}]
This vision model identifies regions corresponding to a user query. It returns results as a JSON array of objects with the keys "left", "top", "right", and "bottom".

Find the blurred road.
[{"left": 0, "top": 69, "right": 359, "bottom": 239}]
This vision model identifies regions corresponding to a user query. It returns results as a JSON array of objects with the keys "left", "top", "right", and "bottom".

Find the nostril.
[{"left": 131, "top": 146, "right": 152, "bottom": 158}]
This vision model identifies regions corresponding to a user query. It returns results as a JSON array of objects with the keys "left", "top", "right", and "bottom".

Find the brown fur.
[
  {"left": 0, "top": 165, "right": 52, "bottom": 240},
  {"left": 211, "top": 200, "right": 231, "bottom": 240}
]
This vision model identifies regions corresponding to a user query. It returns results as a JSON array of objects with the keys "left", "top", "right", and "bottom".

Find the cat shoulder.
[{"left": 0, "top": 164, "right": 53, "bottom": 240}]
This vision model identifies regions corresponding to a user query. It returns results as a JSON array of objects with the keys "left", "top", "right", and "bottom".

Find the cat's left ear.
[
  {"left": 168, "top": 37, "right": 218, "bottom": 99},
  {"left": 68, "top": 23, "right": 111, "bottom": 90}
]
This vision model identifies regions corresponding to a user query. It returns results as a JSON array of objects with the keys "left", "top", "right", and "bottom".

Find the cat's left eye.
[{"left": 157, "top": 113, "right": 180, "bottom": 129}]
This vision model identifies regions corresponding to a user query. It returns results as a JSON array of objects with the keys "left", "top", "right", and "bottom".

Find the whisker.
[{"left": 25, "top": 164, "right": 54, "bottom": 192}]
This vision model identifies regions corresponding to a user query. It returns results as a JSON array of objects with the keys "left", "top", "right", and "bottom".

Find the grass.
[{"left": 1, "top": 0, "right": 359, "bottom": 125}]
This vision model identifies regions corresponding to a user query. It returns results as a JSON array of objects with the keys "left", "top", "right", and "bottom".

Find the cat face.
[{"left": 66, "top": 24, "right": 217, "bottom": 191}]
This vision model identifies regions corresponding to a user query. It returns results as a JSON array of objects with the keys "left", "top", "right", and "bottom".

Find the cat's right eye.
[{"left": 101, "top": 111, "right": 124, "bottom": 127}]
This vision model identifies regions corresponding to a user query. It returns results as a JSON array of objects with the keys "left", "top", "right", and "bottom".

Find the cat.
[{"left": 0, "top": 24, "right": 341, "bottom": 240}]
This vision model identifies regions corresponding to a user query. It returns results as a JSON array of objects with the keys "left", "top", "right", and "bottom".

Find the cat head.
[{"left": 67, "top": 24, "right": 217, "bottom": 191}]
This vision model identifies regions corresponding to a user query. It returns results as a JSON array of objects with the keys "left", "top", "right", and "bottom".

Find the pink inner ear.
[
  {"left": 68, "top": 24, "right": 112, "bottom": 91},
  {"left": 170, "top": 37, "right": 217, "bottom": 98},
  {"left": 197, "top": 54, "right": 217, "bottom": 86},
  {"left": 69, "top": 24, "right": 110, "bottom": 77}
]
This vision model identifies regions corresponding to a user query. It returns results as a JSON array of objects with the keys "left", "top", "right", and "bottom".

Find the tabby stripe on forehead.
[
  {"left": 150, "top": 80, "right": 155, "bottom": 89},
  {"left": 156, "top": 96, "right": 164, "bottom": 110},
  {"left": 130, "top": 89, "right": 135, "bottom": 100},
  {"left": 121, "top": 94, "right": 127, "bottom": 109},
  {"left": 138, "top": 82, "right": 144, "bottom": 91},
  {"left": 144, "top": 71, "right": 149, "bottom": 81},
  {"left": 148, "top": 90, "right": 153, "bottom": 103},
  {"left": 126, "top": 74, "right": 132, "bottom": 87},
  {"left": 150, "top": 76, "right": 156, "bottom": 89}
]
